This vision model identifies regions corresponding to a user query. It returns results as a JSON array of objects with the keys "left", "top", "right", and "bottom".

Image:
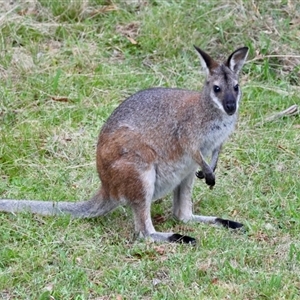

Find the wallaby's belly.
[{"left": 152, "top": 155, "right": 197, "bottom": 200}]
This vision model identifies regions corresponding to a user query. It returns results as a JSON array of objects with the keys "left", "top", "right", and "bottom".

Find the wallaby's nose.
[
  {"left": 223, "top": 93, "right": 236, "bottom": 115},
  {"left": 224, "top": 101, "right": 236, "bottom": 115}
]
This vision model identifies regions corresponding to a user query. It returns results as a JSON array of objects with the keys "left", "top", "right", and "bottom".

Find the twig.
[
  {"left": 254, "top": 105, "right": 298, "bottom": 127},
  {"left": 247, "top": 55, "right": 300, "bottom": 63},
  {"left": 277, "top": 145, "right": 296, "bottom": 157},
  {"left": 264, "top": 104, "right": 298, "bottom": 122},
  {"left": 0, "top": 4, "right": 20, "bottom": 26}
]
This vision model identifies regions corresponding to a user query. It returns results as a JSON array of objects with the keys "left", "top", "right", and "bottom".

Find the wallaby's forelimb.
[
  {"left": 192, "top": 150, "right": 215, "bottom": 187},
  {"left": 196, "top": 146, "right": 222, "bottom": 184}
]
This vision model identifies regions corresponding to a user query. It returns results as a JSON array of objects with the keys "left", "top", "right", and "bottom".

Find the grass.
[{"left": 0, "top": 0, "right": 300, "bottom": 299}]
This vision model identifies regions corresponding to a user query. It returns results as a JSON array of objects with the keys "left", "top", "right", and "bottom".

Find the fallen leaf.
[
  {"left": 232, "top": 209, "right": 238, "bottom": 217},
  {"left": 51, "top": 96, "right": 69, "bottom": 102},
  {"left": 251, "top": 231, "right": 270, "bottom": 242},
  {"left": 126, "top": 36, "right": 137, "bottom": 44},
  {"left": 43, "top": 284, "right": 54, "bottom": 292},
  {"left": 76, "top": 257, "right": 82, "bottom": 264},
  {"left": 152, "top": 278, "right": 162, "bottom": 286},
  {"left": 153, "top": 245, "right": 165, "bottom": 255},
  {"left": 153, "top": 214, "right": 166, "bottom": 224},
  {"left": 88, "top": 5, "right": 119, "bottom": 17}
]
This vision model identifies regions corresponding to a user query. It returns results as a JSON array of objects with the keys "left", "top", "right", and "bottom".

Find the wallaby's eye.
[
  {"left": 234, "top": 84, "right": 239, "bottom": 92},
  {"left": 213, "top": 85, "right": 221, "bottom": 93}
]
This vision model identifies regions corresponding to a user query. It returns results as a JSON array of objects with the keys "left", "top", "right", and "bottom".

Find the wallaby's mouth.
[{"left": 226, "top": 109, "right": 236, "bottom": 116}]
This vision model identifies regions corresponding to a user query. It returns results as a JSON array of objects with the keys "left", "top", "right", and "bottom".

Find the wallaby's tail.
[{"left": 0, "top": 191, "right": 118, "bottom": 218}]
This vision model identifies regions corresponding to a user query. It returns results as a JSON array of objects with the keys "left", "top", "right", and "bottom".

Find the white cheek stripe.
[{"left": 210, "top": 91, "right": 226, "bottom": 113}]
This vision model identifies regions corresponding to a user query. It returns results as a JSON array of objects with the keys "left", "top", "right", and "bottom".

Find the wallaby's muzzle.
[{"left": 223, "top": 93, "right": 237, "bottom": 115}]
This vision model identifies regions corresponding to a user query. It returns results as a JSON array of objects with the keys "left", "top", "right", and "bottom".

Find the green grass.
[{"left": 1, "top": 0, "right": 300, "bottom": 299}]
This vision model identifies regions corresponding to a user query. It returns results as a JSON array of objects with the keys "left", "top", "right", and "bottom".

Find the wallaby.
[{"left": 0, "top": 46, "right": 249, "bottom": 244}]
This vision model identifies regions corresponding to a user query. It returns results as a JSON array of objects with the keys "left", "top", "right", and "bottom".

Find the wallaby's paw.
[
  {"left": 216, "top": 218, "right": 244, "bottom": 230},
  {"left": 205, "top": 172, "right": 215, "bottom": 187},
  {"left": 195, "top": 170, "right": 204, "bottom": 179},
  {"left": 196, "top": 170, "right": 215, "bottom": 188},
  {"left": 168, "top": 233, "right": 196, "bottom": 245}
]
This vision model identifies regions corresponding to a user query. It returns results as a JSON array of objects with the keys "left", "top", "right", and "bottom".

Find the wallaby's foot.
[
  {"left": 191, "top": 215, "right": 244, "bottom": 231},
  {"left": 135, "top": 231, "right": 196, "bottom": 244},
  {"left": 167, "top": 233, "right": 196, "bottom": 244},
  {"left": 215, "top": 218, "right": 244, "bottom": 229}
]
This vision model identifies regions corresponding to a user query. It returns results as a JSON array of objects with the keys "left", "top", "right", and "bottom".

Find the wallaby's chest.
[{"left": 200, "top": 117, "right": 236, "bottom": 157}]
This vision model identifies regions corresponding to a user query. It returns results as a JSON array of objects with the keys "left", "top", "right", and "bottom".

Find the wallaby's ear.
[
  {"left": 194, "top": 45, "right": 218, "bottom": 75},
  {"left": 225, "top": 47, "right": 249, "bottom": 74}
]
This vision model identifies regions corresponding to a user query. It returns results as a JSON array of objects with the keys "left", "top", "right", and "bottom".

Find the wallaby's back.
[{"left": 100, "top": 87, "right": 231, "bottom": 159}]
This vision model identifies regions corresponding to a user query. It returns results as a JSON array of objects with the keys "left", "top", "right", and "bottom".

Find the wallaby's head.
[{"left": 194, "top": 45, "right": 249, "bottom": 116}]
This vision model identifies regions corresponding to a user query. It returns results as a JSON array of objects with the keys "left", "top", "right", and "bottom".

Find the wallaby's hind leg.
[
  {"left": 132, "top": 201, "right": 196, "bottom": 244},
  {"left": 173, "top": 172, "right": 243, "bottom": 229},
  {"left": 131, "top": 166, "right": 196, "bottom": 244},
  {"left": 173, "top": 171, "right": 195, "bottom": 222}
]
